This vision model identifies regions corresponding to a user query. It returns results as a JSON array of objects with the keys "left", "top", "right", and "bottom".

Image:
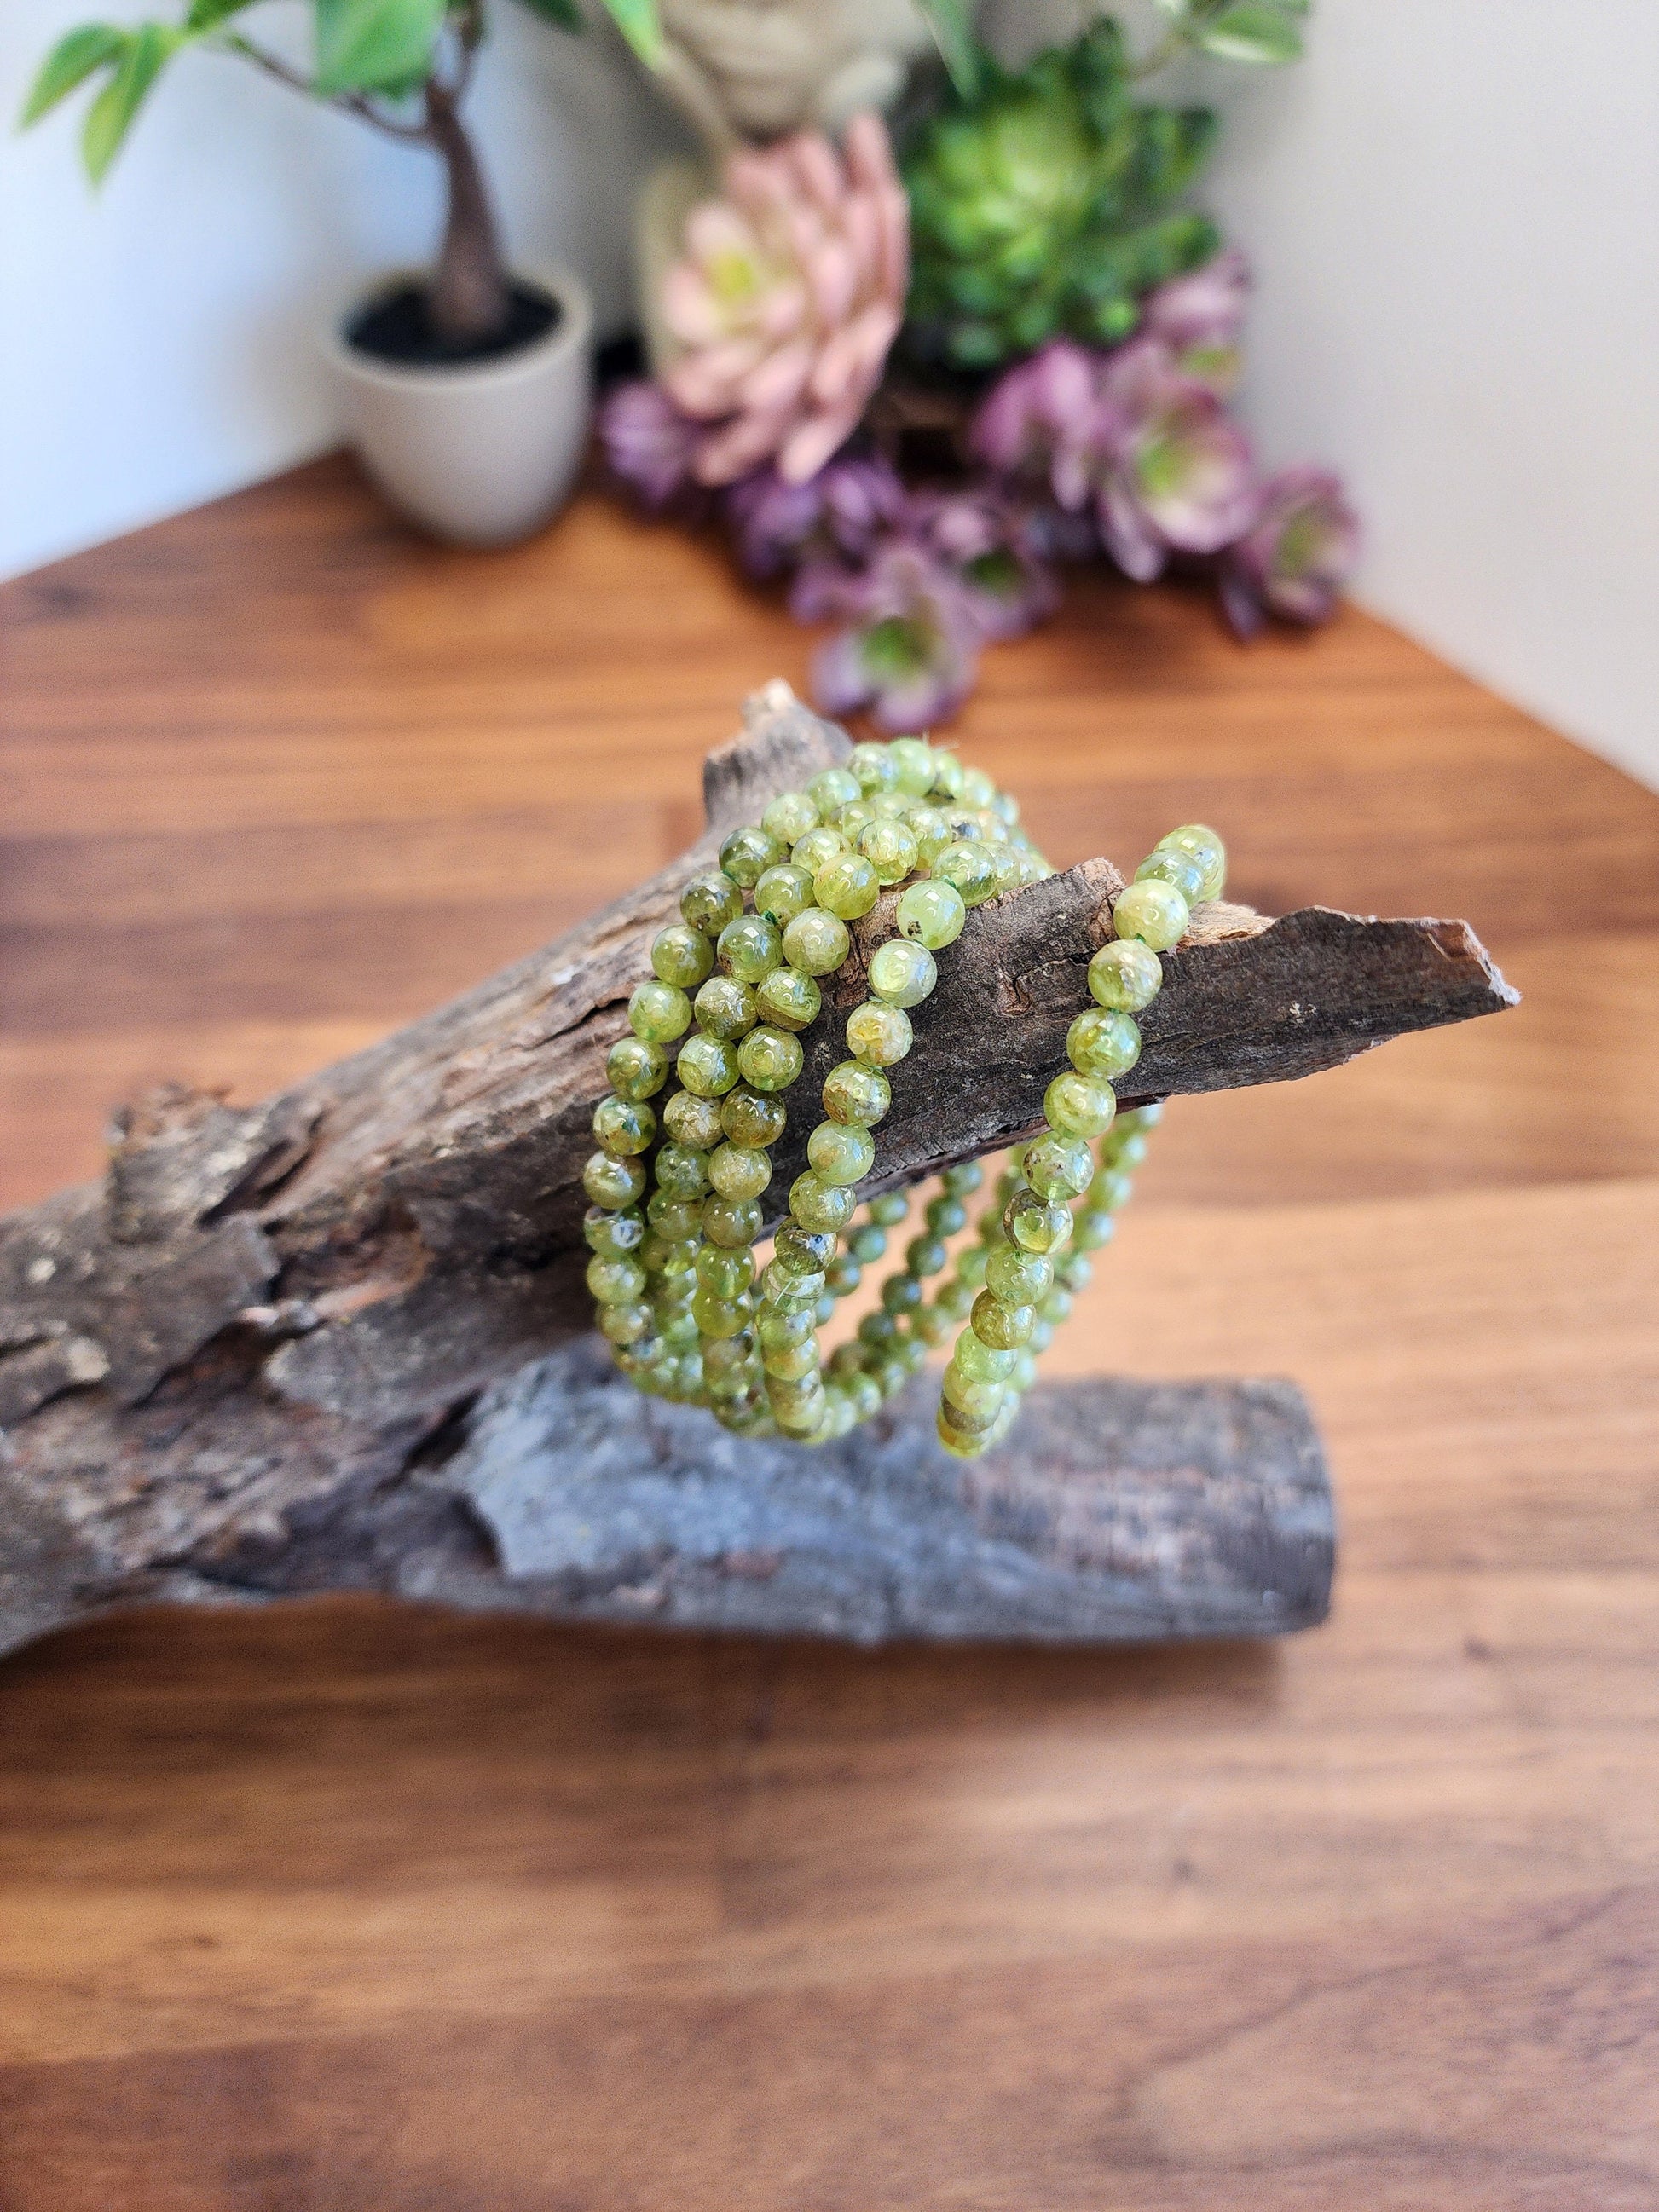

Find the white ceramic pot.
[{"left": 323, "top": 264, "right": 594, "bottom": 546}]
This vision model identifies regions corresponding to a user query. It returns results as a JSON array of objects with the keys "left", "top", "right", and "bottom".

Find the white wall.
[
  {"left": 1200, "top": 0, "right": 1659, "bottom": 790},
  {"left": 0, "top": 0, "right": 676, "bottom": 577}
]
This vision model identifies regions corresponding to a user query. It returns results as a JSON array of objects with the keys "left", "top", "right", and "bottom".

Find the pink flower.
[
  {"left": 1140, "top": 249, "right": 1251, "bottom": 394},
  {"left": 905, "top": 488, "right": 1059, "bottom": 641},
  {"left": 598, "top": 380, "right": 701, "bottom": 509},
  {"left": 806, "top": 543, "right": 981, "bottom": 732},
  {"left": 968, "top": 339, "right": 1105, "bottom": 511},
  {"left": 659, "top": 113, "right": 909, "bottom": 488},
  {"left": 1095, "top": 344, "right": 1258, "bottom": 580},
  {"left": 1220, "top": 466, "right": 1360, "bottom": 636},
  {"left": 725, "top": 453, "right": 906, "bottom": 578}
]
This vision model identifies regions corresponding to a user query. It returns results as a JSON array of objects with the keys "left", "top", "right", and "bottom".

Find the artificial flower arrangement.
[{"left": 602, "top": 2, "right": 1359, "bottom": 731}]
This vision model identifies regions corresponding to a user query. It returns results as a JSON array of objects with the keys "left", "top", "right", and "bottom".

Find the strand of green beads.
[{"left": 933, "top": 823, "right": 1226, "bottom": 1458}]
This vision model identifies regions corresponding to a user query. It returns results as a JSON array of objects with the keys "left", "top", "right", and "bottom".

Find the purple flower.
[
  {"left": 725, "top": 453, "right": 907, "bottom": 580},
  {"left": 808, "top": 543, "right": 981, "bottom": 732},
  {"left": 1220, "top": 466, "right": 1361, "bottom": 637},
  {"left": 1095, "top": 345, "right": 1258, "bottom": 580},
  {"left": 598, "top": 380, "right": 700, "bottom": 509},
  {"left": 1140, "top": 249, "right": 1251, "bottom": 395},
  {"left": 969, "top": 340, "right": 1105, "bottom": 511},
  {"left": 906, "top": 488, "right": 1059, "bottom": 641}
]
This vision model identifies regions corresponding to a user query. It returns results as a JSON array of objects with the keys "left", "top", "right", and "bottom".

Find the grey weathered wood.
[{"left": 0, "top": 684, "right": 1513, "bottom": 1658}]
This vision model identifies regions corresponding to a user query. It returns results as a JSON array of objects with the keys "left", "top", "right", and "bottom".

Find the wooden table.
[{"left": 2, "top": 461, "right": 1656, "bottom": 2209}]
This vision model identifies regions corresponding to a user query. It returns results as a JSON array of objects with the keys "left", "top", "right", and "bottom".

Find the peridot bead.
[
  {"left": 825, "top": 1254, "right": 862, "bottom": 1296},
  {"left": 719, "top": 823, "right": 783, "bottom": 887},
  {"left": 868, "top": 1191, "right": 910, "bottom": 1227},
  {"left": 970, "top": 1291, "right": 1035, "bottom": 1349},
  {"left": 986, "top": 1242, "right": 1054, "bottom": 1304},
  {"left": 905, "top": 804, "right": 954, "bottom": 865},
  {"left": 629, "top": 978, "right": 691, "bottom": 1043},
  {"left": 718, "top": 912, "right": 783, "bottom": 982},
  {"left": 737, "top": 1025, "right": 803, "bottom": 1093},
  {"left": 906, "top": 1233, "right": 949, "bottom": 1278},
  {"left": 1113, "top": 879, "right": 1189, "bottom": 951},
  {"left": 721, "top": 1086, "right": 787, "bottom": 1146},
  {"left": 942, "top": 1160, "right": 985, "bottom": 1197},
  {"left": 754, "top": 862, "right": 815, "bottom": 926},
  {"left": 792, "top": 824, "right": 847, "bottom": 875},
  {"left": 584, "top": 1204, "right": 644, "bottom": 1257},
  {"left": 935, "top": 1408, "right": 981, "bottom": 1458},
  {"left": 848, "top": 740, "right": 899, "bottom": 793},
  {"left": 1135, "top": 846, "right": 1206, "bottom": 902},
  {"left": 678, "top": 1032, "right": 740, "bottom": 1098},
  {"left": 836, "top": 799, "right": 876, "bottom": 841},
  {"left": 1088, "top": 938, "right": 1162, "bottom": 1012},
  {"left": 592, "top": 1091, "right": 654, "bottom": 1152},
  {"left": 584, "top": 1151, "right": 646, "bottom": 1209},
  {"left": 606, "top": 1036, "right": 667, "bottom": 1101},
  {"left": 1021, "top": 1131, "right": 1094, "bottom": 1203},
  {"left": 654, "top": 1141, "right": 709, "bottom": 1198},
  {"left": 807, "top": 1119, "right": 875, "bottom": 1185},
  {"left": 679, "top": 871, "right": 744, "bottom": 935},
  {"left": 888, "top": 736, "right": 937, "bottom": 797},
  {"left": 959, "top": 765, "right": 996, "bottom": 808},
  {"left": 587, "top": 1254, "right": 647, "bottom": 1306},
  {"left": 942, "top": 1363, "right": 1005, "bottom": 1423},
  {"left": 789, "top": 1170, "right": 858, "bottom": 1233},
  {"left": 703, "top": 1195, "right": 763, "bottom": 1248},
  {"left": 775, "top": 1221, "right": 835, "bottom": 1275},
  {"left": 781, "top": 906, "right": 851, "bottom": 976},
  {"left": 822, "top": 1060, "right": 890, "bottom": 1127},
  {"left": 858, "top": 817, "right": 919, "bottom": 884},
  {"left": 761, "top": 1261, "right": 822, "bottom": 1310},
  {"left": 761, "top": 788, "right": 820, "bottom": 847},
  {"left": 708, "top": 1141, "right": 772, "bottom": 1201},
  {"left": 846, "top": 999, "right": 912, "bottom": 1066},
  {"left": 1066, "top": 1008, "right": 1142, "bottom": 1079},
  {"left": 598, "top": 1300, "right": 652, "bottom": 1346},
  {"left": 662, "top": 1089, "right": 725, "bottom": 1150},
  {"left": 815, "top": 850, "right": 880, "bottom": 921},
  {"left": 697, "top": 1244, "right": 755, "bottom": 1297},
  {"left": 755, "top": 966, "right": 820, "bottom": 1031},
  {"left": 1044, "top": 1070, "right": 1117, "bottom": 1138},
  {"left": 895, "top": 878, "right": 966, "bottom": 950},
  {"left": 1003, "top": 1189, "right": 1072, "bottom": 1256},
  {"left": 809, "top": 765, "right": 862, "bottom": 816},
  {"left": 1055, "top": 1248, "right": 1092, "bottom": 1293},
  {"left": 868, "top": 938, "right": 936, "bottom": 1007},
  {"left": 991, "top": 846, "right": 1025, "bottom": 897},
  {"left": 934, "top": 839, "right": 1000, "bottom": 905},
  {"left": 758, "top": 1304, "right": 813, "bottom": 1349},
  {"left": 646, "top": 1189, "right": 703, "bottom": 1240},
  {"left": 953, "top": 1332, "right": 1017, "bottom": 1383},
  {"left": 928, "top": 752, "right": 966, "bottom": 802},
  {"left": 763, "top": 1337, "right": 820, "bottom": 1383},
  {"left": 691, "top": 1286, "right": 751, "bottom": 1339},
  {"left": 651, "top": 923, "right": 714, "bottom": 989},
  {"left": 882, "top": 1273, "right": 923, "bottom": 1316},
  {"left": 1157, "top": 823, "right": 1227, "bottom": 901},
  {"left": 848, "top": 1222, "right": 887, "bottom": 1264},
  {"left": 693, "top": 974, "right": 757, "bottom": 1041}
]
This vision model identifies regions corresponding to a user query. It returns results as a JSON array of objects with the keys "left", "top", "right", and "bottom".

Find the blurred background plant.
[
  {"left": 19, "top": 0, "right": 666, "bottom": 348},
  {"left": 602, "top": 0, "right": 1356, "bottom": 729}
]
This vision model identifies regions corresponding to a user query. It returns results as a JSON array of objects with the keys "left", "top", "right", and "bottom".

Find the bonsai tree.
[{"left": 19, "top": 0, "right": 668, "bottom": 348}]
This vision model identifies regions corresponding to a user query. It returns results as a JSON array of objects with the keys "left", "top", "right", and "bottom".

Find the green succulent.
[{"left": 903, "top": 21, "right": 1221, "bottom": 371}]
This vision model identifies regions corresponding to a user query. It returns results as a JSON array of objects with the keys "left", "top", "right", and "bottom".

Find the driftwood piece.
[{"left": 0, "top": 687, "right": 1515, "bottom": 1659}]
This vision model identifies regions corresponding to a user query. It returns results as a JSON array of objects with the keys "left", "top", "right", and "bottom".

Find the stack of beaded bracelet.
[{"left": 582, "top": 731, "right": 1224, "bottom": 1457}]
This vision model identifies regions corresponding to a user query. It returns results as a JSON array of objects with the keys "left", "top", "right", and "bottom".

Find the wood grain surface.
[{"left": 2, "top": 458, "right": 1656, "bottom": 2209}]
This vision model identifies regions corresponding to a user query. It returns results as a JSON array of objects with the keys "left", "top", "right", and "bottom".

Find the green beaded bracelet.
[{"left": 582, "top": 731, "right": 1224, "bottom": 1456}]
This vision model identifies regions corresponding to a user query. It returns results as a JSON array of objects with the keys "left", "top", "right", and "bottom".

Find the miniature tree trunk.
[{"left": 425, "top": 78, "right": 512, "bottom": 344}]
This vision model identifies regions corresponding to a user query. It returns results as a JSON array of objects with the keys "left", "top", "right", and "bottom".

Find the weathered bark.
[{"left": 0, "top": 685, "right": 1515, "bottom": 1658}]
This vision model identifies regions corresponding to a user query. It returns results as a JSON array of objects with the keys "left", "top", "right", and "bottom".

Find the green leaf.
[
  {"left": 913, "top": 0, "right": 980, "bottom": 99},
  {"left": 593, "top": 0, "right": 662, "bottom": 68},
  {"left": 186, "top": 0, "right": 257, "bottom": 26},
  {"left": 18, "top": 23, "right": 125, "bottom": 127},
  {"left": 1197, "top": 0, "right": 1307, "bottom": 65},
  {"left": 81, "top": 23, "right": 175, "bottom": 182},
  {"left": 314, "top": 0, "right": 447, "bottom": 91},
  {"left": 512, "top": 0, "right": 583, "bottom": 25}
]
